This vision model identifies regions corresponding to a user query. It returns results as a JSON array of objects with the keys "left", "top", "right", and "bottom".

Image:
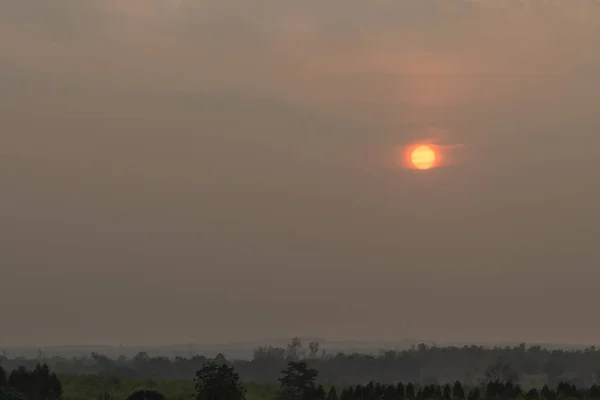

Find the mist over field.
[{"left": 1, "top": 0, "right": 600, "bottom": 347}]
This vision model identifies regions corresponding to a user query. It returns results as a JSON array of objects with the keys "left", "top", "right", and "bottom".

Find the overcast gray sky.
[{"left": 1, "top": 0, "right": 600, "bottom": 347}]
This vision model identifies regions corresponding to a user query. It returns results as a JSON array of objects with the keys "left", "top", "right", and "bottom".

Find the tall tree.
[
  {"left": 396, "top": 383, "right": 405, "bottom": 400},
  {"left": 286, "top": 338, "right": 304, "bottom": 361},
  {"left": 406, "top": 383, "right": 415, "bottom": 400},
  {"left": 383, "top": 384, "right": 398, "bottom": 400},
  {"left": 327, "top": 387, "right": 339, "bottom": 400},
  {"left": 540, "top": 385, "right": 552, "bottom": 400},
  {"left": 308, "top": 342, "right": 321, "bottom": 359},
  {"left": 452, "top": 381, "right": 465, "bottom": 400},
  {"left": 194, "top": 362, "right": 245, "bottom": 400},
  {"left": 313, "top": 385, "right": 327, "bottom": 400},
  {"left": 277, "top": 361, "right": 319, "bottom": 400},
  {"left": 443, "top": 384, "right": 452, "bottom": 400}
]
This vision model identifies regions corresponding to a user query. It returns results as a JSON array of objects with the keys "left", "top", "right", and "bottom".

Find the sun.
[{"left": 410, "top": 145, "right": 436, "bottom": 170}]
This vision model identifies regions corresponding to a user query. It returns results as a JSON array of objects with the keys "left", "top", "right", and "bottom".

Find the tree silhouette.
[
  {"left": 452, "top": 381, "right": 465, "bottom": 400},
  {"left": 406, "top": 383, "right": 415, "bottom": 400},
  {"left": 443, "top": 384, "right": 452, "bottom": 400},
  {"left": 327, "top": 387, "right": 339, "bottom": 400},
  {"left": 312, "top": 385, "right": 327, "bottom": 400},
  {"left": 541, "top": 385, "right": 552, "bottom": 400},
  {"left": 383, "top": 384, "right": 398, "bottom": 400},
  {"left": 527, "top": 388, "right": 539, "bottom": 399},
  {"left": 7, "top": 364, "right": 61, "bottom": 400},
  {"left": 125, "top": 390, "right": 166, "bottom": 400},
  {"left": 396, "top": 383, "right": 405, "bottom": 400},
  {"left": 277, "top": 361, "right": 319, "bottom": 400},
  {"left": 194, "top": 361, "right": 245, "bottom": 400},
  {"left": 467, "top": 388, "right": 480, "bottom": 400},
  {"left": 308, "top": 342, "right": 321, "bottom": 359},
  {"left": 286, "top": 338, "right": 304, "bottom": 361},
  {"left": 483, "top": 362, "right": 519, "bottom": 385}
]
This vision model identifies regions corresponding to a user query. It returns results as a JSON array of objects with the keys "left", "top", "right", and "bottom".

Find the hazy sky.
[{"left": 2, "top": 0, "right": 600, "bottom": 347}]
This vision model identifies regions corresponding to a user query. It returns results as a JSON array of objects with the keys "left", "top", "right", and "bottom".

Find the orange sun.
[{"left": 410, "top": 145, "right": 436, "bottom": 170}]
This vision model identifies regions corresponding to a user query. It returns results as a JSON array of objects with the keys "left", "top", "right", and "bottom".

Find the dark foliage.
[
  {"left": 8, "top": 364, "right": 62, "bottom": 400},
  {"left": 0, "top": 364, "right": 62, "bottom": 400},
  {"left": 2, "top": 342, "right": 600, "bottom": 386},
  {"left": 125, "top": 389, "right": 167, "bottom": 400},
  {"left": 194, "top": 361, "right": 246, "bottom": 400},
  {"left": 277, "top": 361, "right": 319, "bottom": 400},
  {"left": 0, "top": 387, "right": 27, "bottom": 400}
]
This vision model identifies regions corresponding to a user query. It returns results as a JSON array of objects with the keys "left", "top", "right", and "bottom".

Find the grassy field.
[{"left": 59, "top": 374, "right": 279, "bottom": 400}]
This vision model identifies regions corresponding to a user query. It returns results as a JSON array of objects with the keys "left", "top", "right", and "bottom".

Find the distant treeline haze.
[
  {"left": 3, "top": 359, "right": 600, "bottom": 400},
  {"left": 2, "top": 341, "right": 600, "bottom": 387}
]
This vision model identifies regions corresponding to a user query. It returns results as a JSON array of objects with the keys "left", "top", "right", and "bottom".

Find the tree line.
[
  {"left": 2, "top": 341, "right": 600, "bottom": 386},
  {"left": 112, "top": 360, "right": 600, "bottom": 400},
  {"left": 3, "top": 360, "right": 600, "bottom": 400},
  {"left": 0, "top": 363, "right": 62, "bottom": 400},
  {"left": 100, "top": 360, "right": 600, "bottom": 400}
]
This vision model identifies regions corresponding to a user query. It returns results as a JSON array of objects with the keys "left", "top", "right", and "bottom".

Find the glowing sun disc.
[{"left": 411, "top": 145, "right": 436, "bottom": 170}]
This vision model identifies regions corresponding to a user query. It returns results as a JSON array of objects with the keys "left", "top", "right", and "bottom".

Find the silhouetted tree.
[
  {"left": 194, "top": 361, "right": 245, "bottom": 400},
  {"left": 415, "top": 388, "right": 423, "bottom": 400},
  {"left": 527, "top": 388, "right": 539, "bottom": 399},
  {"left": 214, "top": 353, "right": 227, "bottom": 365},
  {"left": 125, "top": 390, "right": 166, "bottom": 400},
  {"left": 278, "top": 361, "right": 319, "bottom": 400},
  {"left": 443, "top": 384, "right": 451, "bottom": 400},
  {"left": 486, "top": 381, "right": 501, "bottom": 398},
  {"left": 365, "top": 381, "right": 376, "bottom": 400},
  {"left": 396, "top": 383, "right": 405, "bottom": 400},
  {"left": 308, "top": 343, "right": 321, "bottom": 359},
  {"left": 452, "top": 381, "right": 465, "bottom": 400},
  {"left": 484, "top": 362, "right": 519, "bottom": 385},
  {"left": 541, "top": 385, "right": 552, "bottom": 400},
  {"left": 340, "top": 388, "right": 353, "bottom": 400},
  {"left": 406, "top": 383, "right": 415, "bottom": 400},
  {"left": 383, "top": 384, "right": 398, "bottom": 400},
  {"left": 327, "top": 387, "right": 339, "bottom": 400},
  {"left": 467, "top": 388, "right": 480, "bottom": 400},
  {"left": 6, "top": 364, "right": 61, "bottom": 400},
  {"left": 435, "top": 385, "right": 442, "bottom": 399},
  {"left": 286, "top": 338, "right": 304, "bottom": 361},
  {"left": 312, "top": 385, "right": 327, "bottom": 400},
  {"left": 253, "top": 346, "right": 286, "bottom": 362}
]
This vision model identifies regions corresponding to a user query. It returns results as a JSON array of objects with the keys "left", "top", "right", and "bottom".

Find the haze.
[{"left": 1, "top": 0, "right": 599, "bottom": 347}]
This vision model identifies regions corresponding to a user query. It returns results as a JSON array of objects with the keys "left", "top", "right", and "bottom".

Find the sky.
[{"left": 1, "top": 0, "right": 600, "bottom": 347}]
